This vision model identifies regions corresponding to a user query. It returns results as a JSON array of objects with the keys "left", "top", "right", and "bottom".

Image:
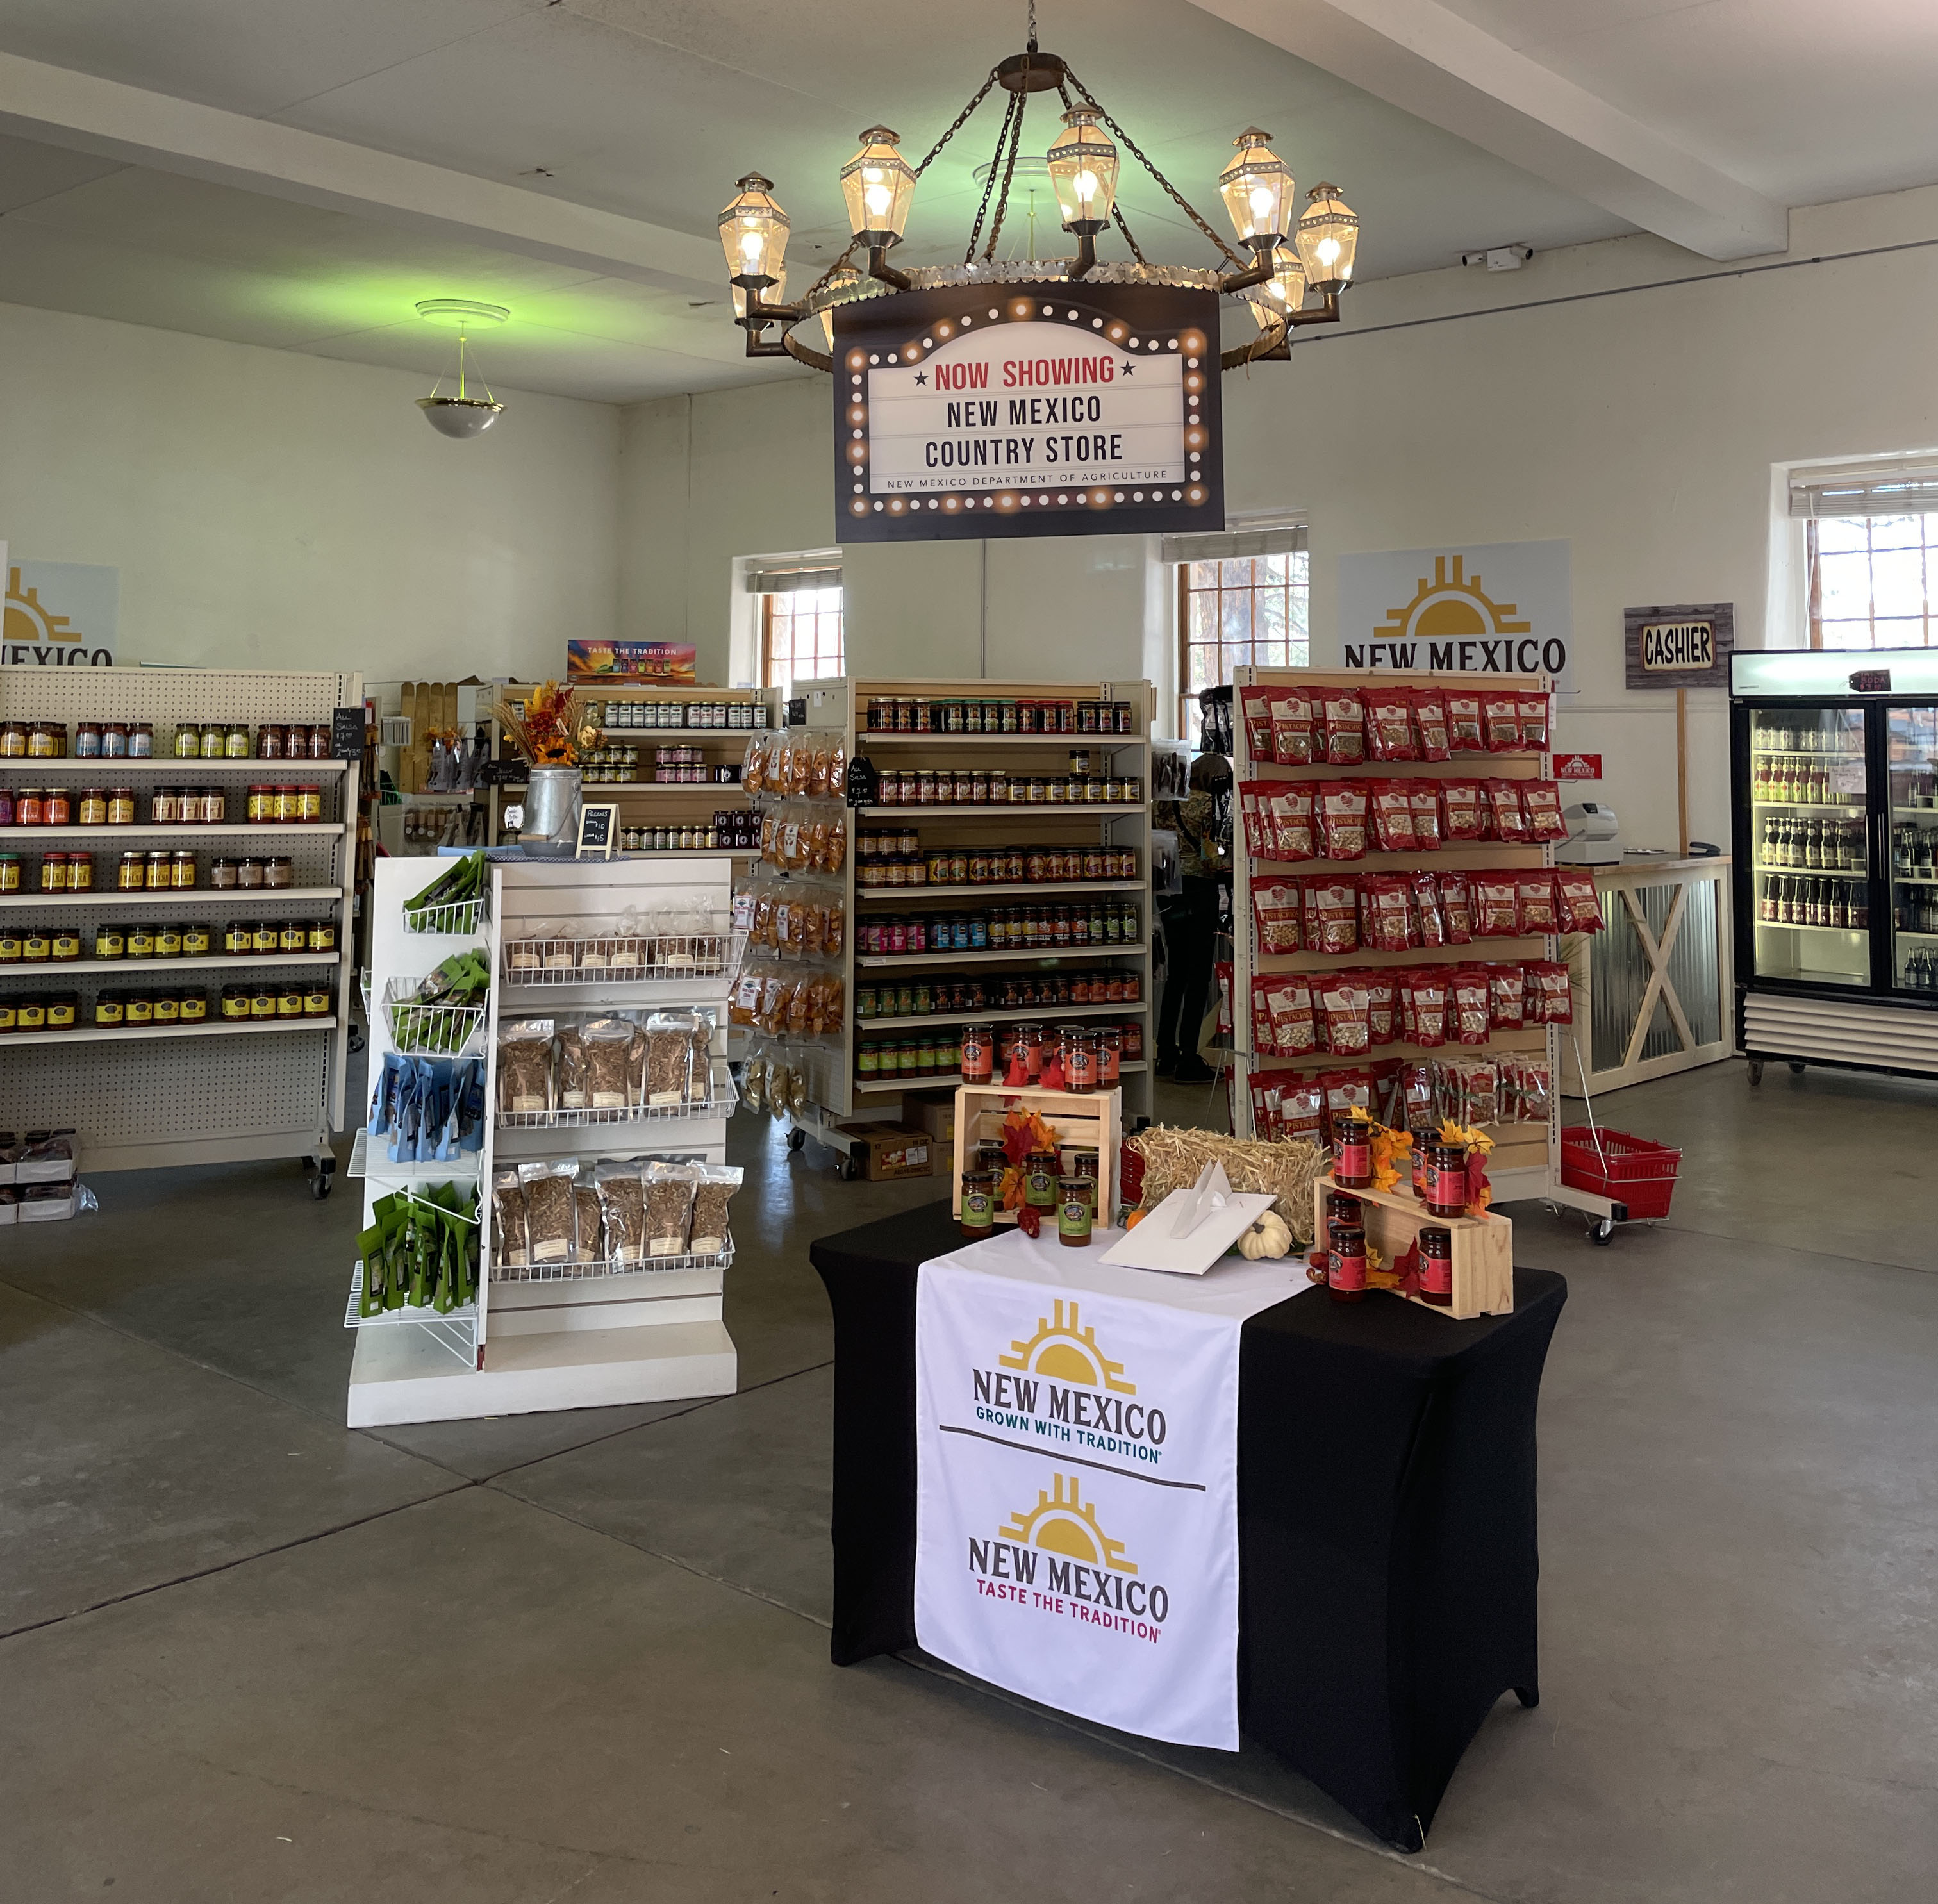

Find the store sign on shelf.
[
  {"left": 1320, "top": 541, "right": 1574, "bottom": 691},
  {"left": 1555, "top": 753, "right": 1602, "bottom": 781},
  {"left": 834, "top": 285, "right": 1222, "bottom": 544},
  {"left": 1, "top": 556, "right": 117, "bottom": 666}
]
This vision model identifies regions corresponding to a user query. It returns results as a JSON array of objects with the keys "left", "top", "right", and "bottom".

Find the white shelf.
[
  {"left": 1755, "top": 920, "right": 1868, "bottom": 936},
  {"left": 857, "top": 998, "right": 1151, "bottom": 1032},
  {"left": 348, "top": 1128, "right": 485, "bottom": 1180},
  {"left": 0, "top": 884, "right": 345, "bottom": 909},
  {"left": 1751, "top": 800, "right": 1864, "bottom": 813},
  {"left": 345, "top": 1261, "right": 478, "bottom": 1332},
  {"left": 856, "top": 879, "right": 1145, "bottom": 902},
  {"left": 861, "top": 802, "right": 1146, "bottom": 818},
  {"left": 1, "top": 822, "right": 347, "bottom": 840},
  {"left": 1752, "top": 749, "right": 1860, "bottom": 760},
  {"left": 859, "top": 731, "right": 1148, "bottom": 748},
  {"left": 1755, "top": 860, "right": 1864, "bottom": 875},
  {"left": 1893, "top": 806, "right": 1938, "bottom": 818},
  {"left": 857, "top": 939, "right": 1148, "bottom": 971},
  {"left": 1894, "top": 873, "right": 1938, "bottom": 884},
  {"left": 850, "top": 1060, "right": 1148, "bottom": 1095},
  {"left": 3, "top": 952, "right": 339, "bottom": 977},
  {"left": 1896, "top": 929, "right": 1938, "bottom": 942},
  {"left": 2, "top": 1014, "right": 336, "bottom": 1047},
  {"left": 2, "top": 756, "right": 351, "bottom": 774},
  {"left": 594, "top": 726, "right": 766, "bottom": 740}
]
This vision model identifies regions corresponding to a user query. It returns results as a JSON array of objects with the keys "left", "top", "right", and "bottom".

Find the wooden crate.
[
  {"left": 1313, "top": 1171, "right": 1514, "bottom": 1319},
  {"left": 950, "top": 1084, "right": 1122, "bottom": 1221}
]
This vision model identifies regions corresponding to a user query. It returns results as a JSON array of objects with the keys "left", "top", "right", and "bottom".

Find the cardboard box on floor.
[
  {"left": 838, "top": 1122, "right": 935, "bottom": 1180},
  {"left": 907, "top": 1094, "right": 957, "bottom": 1143}
]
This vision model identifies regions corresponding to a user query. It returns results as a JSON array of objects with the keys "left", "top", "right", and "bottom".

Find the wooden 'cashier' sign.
[{"left": 1623, "top": 602, "right": 1734, "bottom": 690}]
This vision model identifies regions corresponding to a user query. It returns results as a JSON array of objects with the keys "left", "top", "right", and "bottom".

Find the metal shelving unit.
[
  {"left": 346, "top": 854, "right": 740, "bottom": 1427},
  {"left": 0, "top": 665, "right": 360, "bottom": 1182},
  {"left": 755, "top": 674, "right": 1155, "bottom": 1171}
]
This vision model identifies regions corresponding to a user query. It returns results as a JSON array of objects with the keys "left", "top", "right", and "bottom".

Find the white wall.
[
  {"left": 617, "top": 181, "right": 1938, "bottom": 854},
  {"left": 0, "top": 301, "right": 619, "bottom": 681}
]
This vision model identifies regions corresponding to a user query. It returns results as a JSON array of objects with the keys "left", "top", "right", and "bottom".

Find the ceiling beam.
[
  {"left": 1191, "top": 0, "right": 1789, "bottom": 261},
  {"left": 0, "top": 50, "right": 728, "bottom": 293}
]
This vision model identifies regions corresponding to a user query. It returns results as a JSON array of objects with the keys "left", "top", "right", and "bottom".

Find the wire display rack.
[
  {"left": 344, "top": 1263, "right": 477, "bottom": 1361},
  {"left": 382, "top": 975, "right": 488, "bottom": 1056},
  {"left": 502, "top": 928, "right": 743, "bottom": 984},
  {"left": 404, "top": 894, "right": 487, "bottom": 936},
  {"left": 493, "top": 1239, "right": 735, "bottom": 1284},
  {"left": 495, "top": 1072, "right": 740, "bottom": 1129}
]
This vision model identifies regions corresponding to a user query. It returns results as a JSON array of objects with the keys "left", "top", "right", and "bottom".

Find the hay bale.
[{"left": 1127, "top": 1126, "right": 1325, "bottom": 1245}]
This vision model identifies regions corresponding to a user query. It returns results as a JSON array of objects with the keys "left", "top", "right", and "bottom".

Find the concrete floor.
[{"left": 2, "top": 1057, "right": 1935, "bottom": 1901}]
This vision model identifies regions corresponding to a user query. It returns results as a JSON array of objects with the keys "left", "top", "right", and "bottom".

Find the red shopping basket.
[{"left": 1559, "top": 1127, "right": 1682, "bottom": 1221}]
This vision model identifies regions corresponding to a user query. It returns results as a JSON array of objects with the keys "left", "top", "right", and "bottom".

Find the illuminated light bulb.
[
  {"left": 1295, "top": 183, "right": 1359, "bottom": 293},
  {"left": 1249, "top": 185, "right": 1276, "bottom": 219},
  {"left": 1047, "top": 106, "right": 1119, "bottom": 235},
  {"left": 718, "top": 174, "right": 790, "bottom": 286},
  {"left": 1074, "top": 169, "right": 1099, "bottom": 203},
  {"left": 841, "top": 128, "right": 916, "bottom": 247},
  {"left": 1220, "top": 129, "right": 1293, "bottom": 249},
  {"left": 865, "top": 183, "right": 893, "bottom": 218}
]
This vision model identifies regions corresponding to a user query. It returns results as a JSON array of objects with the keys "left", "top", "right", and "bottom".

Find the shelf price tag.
[{"left": 575, "top": 803, "right": 618, "bottom": 859}]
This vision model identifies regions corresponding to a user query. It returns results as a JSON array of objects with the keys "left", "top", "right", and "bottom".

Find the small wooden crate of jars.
[
  {"left": 1314, "top": 1173, "right": 1514, "bottom": 1320},
  {"left": 950, "top": 1084, "right": 1122, "bottom": 1227}
]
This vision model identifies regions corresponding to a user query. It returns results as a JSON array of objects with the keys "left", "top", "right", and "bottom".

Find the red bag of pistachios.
[
  {"left": 1523, "top": 778, "right": 1568, "bottom": 842},
  {"left": 1369, "top": 779, "right": 1418, "bottom": 853},
  {"left": 1441, "top": 778, "right": 1487, "bottom": 842},
  {"left": 1268, "top": 684, "right": 1315, "bottom": 765},
  {"left": 1437, "top": 868, "right": 1475, "bottom": 943},
  {"left": 1484, "top": 777, "right": 1531, "bottom": 843},
  {"left": 1555, "top": 868, "right": 1605, "bottom": 934},
  {"left": 1266, "top": 975, "right": 1318, "bottom": 1055},
  {"left": 1482, "top": 691, "right": 1522, "bottom": 751},
  {"left": 1487, "top": 963, "right": 1527, "bottom": 1029},
  {"left": 1363, "top": 968, "right": 1400, "bottom": 1046},
  {"left": 1408, "top": 780, "right": 1445, "bottom": 850},
  {"left": 1446, "top": 690, "right": 1486, "bottom": 752},
  {"left": 1412, "top": 688, "right": 1452, "bottom": 761},
  {"left": 1407, "top": 970, "right": 1450, "bottom": 1047},
  {"left": 1319, "top": 687, "right": 1367, "bottom": 765},
  {"left": 1268, "top": 783, "right": 1317, "bottom": 860},
  {"left": 1517, "top": 691, "right": 1551, "bottom": 751},
  {"left": 1364, "top": 686, "right": 1418, "bottom": 761},
  {"left": 1305, "top": 875, "right": 1361, "bottom": 956},
  {"left": 1450, "top": 966, "right": 1493, "bottom": 1045},
  {"left": 1518, "top": 870, "right": 1560, "bottom": 934},
  {"left": 1411, "top": 869, "right": 1447, "bottom": 947},
  {"left": 1315, "top": 781, "right": 1370, "bottom": 859},
  {"left": 1251, "top": 879, "right": 1305, "bottom": 955},
  {"left": 1527, "top": 959, "right": 1574, "bottom": 1024},
  {"left": 1239, "top": 688, "right": 1276, "bottom": 764},
  {"left": 1318, "top": 976, "right": 1373, "bottom": 1057},
  {"left": 1473, "top": 871, "right": 1523, "bottom": 938},
  {"left": 1364, "top": 875, "right": 1415, "bottom": 952}
]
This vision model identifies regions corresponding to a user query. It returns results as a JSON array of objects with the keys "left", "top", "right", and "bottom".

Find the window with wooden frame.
[
  {"left": 746, "top": 559, "right": 845, "bottom": 692},
  {"left": 1793, "top": 471, "right": 1938, "bottom": 650},
  {"left": 1172, "top": 544, "right": 1309, "bottom": 742}
]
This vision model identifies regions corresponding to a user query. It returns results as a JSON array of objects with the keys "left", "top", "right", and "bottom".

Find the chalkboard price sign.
[
  {"left": 331, "top": 705, "right": 367, "bottom": 761},
  {"left": 575, "top": 802, "right": 619, "bottom": 859}
]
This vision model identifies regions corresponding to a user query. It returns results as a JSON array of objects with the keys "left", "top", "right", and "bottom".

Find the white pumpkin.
[{"left": 1238, "top": 1210, "right": 1293, "bottom": 1260}]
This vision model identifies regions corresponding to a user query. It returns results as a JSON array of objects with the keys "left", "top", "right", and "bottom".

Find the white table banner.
[{"left": 915, "top": 1227, "right": 1301, "bottom": 1750}]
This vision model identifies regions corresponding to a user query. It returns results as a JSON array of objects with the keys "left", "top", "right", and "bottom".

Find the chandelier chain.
[
  {"left": 963, "top": 87, "right": 1022, "bottom": 263},
  {"left": 913, "top": 69, "right": 1002, "bottom": 178},
  {"left": 1111, "top": 203, "right": 1148, "bottom": 267},
  {"left": 982, "top": 83, "right": 1030, "bottom": 261},
  {"left": 1061, "top": 63, "right": 1246, "bottom": 267}
]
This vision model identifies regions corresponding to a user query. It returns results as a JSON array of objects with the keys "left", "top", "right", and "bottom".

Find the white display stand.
[
  {"left": 0, "top": 665, "right": 360, "bottom": 1184},
  {"left": 345, "top": 855, "right": 740, "bottom": 1426}
]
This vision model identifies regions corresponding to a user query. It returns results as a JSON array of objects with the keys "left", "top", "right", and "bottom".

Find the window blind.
[
  {"left": 1787, "top": 469, "right": 1938, "bottom": 519},
  {"left": 743, "top": 561, "right": 842, "bottom": 593},
  {"left": 1161, "top": 522, "right": 1307, "bottom": 564}
]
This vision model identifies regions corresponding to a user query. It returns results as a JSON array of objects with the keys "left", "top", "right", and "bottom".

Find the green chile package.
[{"left": 357, "top": 1181, "right": 480, "bottom": 1316}]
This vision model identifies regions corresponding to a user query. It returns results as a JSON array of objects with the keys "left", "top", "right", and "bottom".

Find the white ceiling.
[{"left": 0, "top": 0, "right": 1929, "bottom": 404}]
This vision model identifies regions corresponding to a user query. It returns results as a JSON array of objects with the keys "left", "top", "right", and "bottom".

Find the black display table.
[{"left": 810, "top": 1200, "right": 1566, "bottom": 1850}]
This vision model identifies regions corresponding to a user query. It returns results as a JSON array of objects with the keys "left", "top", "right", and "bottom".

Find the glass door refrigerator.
[{"left": 1731, "top": 649, "right": 1938, "bottom": 1081}]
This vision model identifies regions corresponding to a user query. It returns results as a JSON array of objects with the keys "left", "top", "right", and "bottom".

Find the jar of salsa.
[
  {"left": 108, "top": 787, "right": 137, "bottom": 825},
  {"left": 75, "top": 721, "right": 102, "bottom": 759},
  {"left": 960, "top": 1022, "right": 994, "bottom": 1083},
  {"left": 94, "top": 993, "right": 124, "bottom": 1027},
  {"left": 959, "top": 1168, "right": 997, "bottom": 1239},
  {"left": 127, "top": 924, "right": 156, "bottom": 957},
  {"left": 129, "top": 722, "right": 154, "bottom": 759},
  {"left": 263, "top": 856, "right": 293, "bottom": 890},
  {"left": 155, "top": 924, "right": 183, "bottom": 959},
  {"left": 276, "top": 982, "right": 304, "bottom": 1018},
  {"left": 1024, "top": 1148, "right": 1061, "bottom": 1211},
  {"left": 144, "top": 850, "right": 170, "bottom": 890},
  {"left": 173, "top": 724, "right": 200, "bottom": 759},
  {"left": 0, "top": 851, "right": 19, "bottom": 893},
  {"left": 78, "top": 788, "right": 107, "bottom": 826},
  {"left": 1057, "top": 1175, "right": 1097, "bottom": 1247},
  {"left": 301, "top": 986, "right": 330, "bottom": 1018},
  {"left": 124, "top": 991, "right": 154, "bottom": 1025},
  {"left": 67, "top": 854, "right": 94, "bottom": 892},
  {"left": 1418, "top": 1226, "right": 1454, "bottom": 1307},
  {"left": 251, "top": 922, "right": 278, "bottom": 953},
  {"left": 249, "top": 983, "right": 276, "bottom": 1019},
  {"left": 17, "top": 788, "right": 44, "bottom": 826},
  {"left": 220, "top": 985, "right": 251, "bottom": 1020},
  {"left": 51, "top": 928, "right": 81, "bottom": 963},
  {"left": 0, "top": 719, "right": 26, "bottom": 757},
  {"left": 39, "top": 852, "right": 67, "bottom": 893},
  {"left": 180, "top": 990, "right": 208, "bottom": 1022},
  {"left": 117, "top": 850, "right": 146, "bottom": 891},
  {"left": 1063, "top": 1030, "right": 1098, "bottom": 1091},
  {"left": 151, "top": 786, "right": 179, "bottom": 825},
  {"left": 1424, "top": 1143, "right": 1470, "bottom": 1221},
  {"left": 153, "top": 992, "right": 180, "bottom": 1023},
  {"left": 308, "top": 920, "right": 336, "bottom": 952},
  {"left": 1334, "top": 1118, "right": 1373, "bottom": 1190},
  {"left": 222, "top": 921, "right": 251, "bottom": 954},
  {"left": 15, "top": 994, "right": 46, "bottom": 1029},
  {"left": 1328, "top": 1223, "right": 1368, "bottom": 1303},
  {"left": 94, "top": 927, "right": 125, "bottom": 959},
  {"left": 0, "top": 788, "right": 12, "bottom": 827},
  {"left": 1096, "top": 1025, "right": 1122, "bottom": 1085}
]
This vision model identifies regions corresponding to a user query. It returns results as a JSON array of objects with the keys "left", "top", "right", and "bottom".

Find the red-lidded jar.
[
  {"left": 1423, "top": 1143, "right": 1470, "bottom": 1220},
  {"left": 1418, "top": 1226, "right": 1454, "bottom": 1307},
  {"left": 1096, "top": 1025, "right": 1122, "bottom": 1085},
  {"left": 1328, "top": 1223, "right": 1368, "bottom": 1303},
  {"left": 959, "top": 1022, "right": 994, "bottom": 1083},
  {"left": 1334, "top": 1118, "right": 1373, "bottom": 1189}
]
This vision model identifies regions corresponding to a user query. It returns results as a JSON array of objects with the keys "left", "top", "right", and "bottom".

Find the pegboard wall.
[{"left": 0, "top": 665, "right": 360, "bottom": 1173}]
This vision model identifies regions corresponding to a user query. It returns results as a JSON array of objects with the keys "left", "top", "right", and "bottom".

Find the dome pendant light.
[{"left": 415, "top": 299, "right": 508, "bottom": 438}]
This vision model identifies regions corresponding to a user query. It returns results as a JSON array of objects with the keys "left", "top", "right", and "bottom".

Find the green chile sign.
[{"left": 834, "top": 284, "right": 1222, "bottom": 543}]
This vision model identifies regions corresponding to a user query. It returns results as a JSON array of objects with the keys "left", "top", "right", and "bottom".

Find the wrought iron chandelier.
[{"left": 719, "top": 4, "right": 1359, "bottom": 374}]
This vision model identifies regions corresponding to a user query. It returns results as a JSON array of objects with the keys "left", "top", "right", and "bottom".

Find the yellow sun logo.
[
  {"left": 4, "top": 567, "right": 77, "bottom": 647},
  {"left": 999, "top": 1299, "right": 1135, "bottom": 1394},
  {"left": 1373, "top": 555, "right": 1532, "bottom": 643},
  {"left": 999, "top": 1473, "right": 1136, "bottom": 1575}
]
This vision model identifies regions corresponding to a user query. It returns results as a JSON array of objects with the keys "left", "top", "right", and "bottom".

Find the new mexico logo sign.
[{"left": 971, "top": 1298, "right": 1170, "bottom": 1469}]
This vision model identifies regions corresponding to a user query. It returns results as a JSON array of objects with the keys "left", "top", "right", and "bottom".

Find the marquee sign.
[{"left": 834, "top": 284, "right": 1222, "bottom": 543}]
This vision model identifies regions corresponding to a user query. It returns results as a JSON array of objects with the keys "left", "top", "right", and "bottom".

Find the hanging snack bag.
[
  {"left": 1252, "top": 878, "right": 1305, "bottom": 955},
  {"left": 1409, "top": 971, "right": 1450, "bottom": 1047},
  {"left": 1266, "top": 975, "right": 1318, "bottom": 1056},
  {"left": 1268, "top": 684, "right": 1316, "bottom": 765},
  {"left": 1240, "top": 689, "right": 1277, "bottom": 762},
  {"left": 1268, "top": 783, "right": 1318, "bottom": 860},
  {"left": 1408, "top": 780, "right": 1445, "bottom": 850},
  {"left": 1482, "top": 691, "right": 1521, "bottom": 751},
  {"left": 1364, "top": 968, "right": 1400, "bottom": 1046},
  {"left": 1364, "top": 686, "right": 1418, "bottom": 761},
  {"left": 1555, "top": 868, "right": 1606, "bottom": 934},
  {"left": 1318, "top": 975, "right": 1373, "bottom": 1057},
  {"left": 1485, "top": 777, "right": 1532, "bottom": 842},
  {"left": 1411, "top": 869, "right": 1447, "bottom": 947},
  {"left": 1251, "top": 976, "right": 1279, "bottom": 1056},
  {"left": 1457, "top": 1057, "right": 1502, "bottom": 1127},
  {"left": 1305, "top": 875, "right": 1361, "bottom": 956},
  {"left": 590, "top": 1163, "right": 647, "bottom": 1266},
  {"left": 1364, "top": 875, "right": 1414, "bottom": 952},
  {"left": 1238, "top": 781, "right": 1274, "bottom": 857},
  {"left": 1321, "top": 1066, "right": 1375, "bottom": 1136},
  {"left": 580, "top": 1016, "right": 637, "bottom": 1111},
  {"left": 642, "top": 1013, "right": 697, "bottom": 1107},
  {"left": 1523, "top": 779, "right": 1568, "bottom": 842},
  {"left": 642, "top": 1160, "right": 700, "bottom": 1260},
  {"left": 1487, "top": 963, "right": 1527, "bottom": 1029},
  {"left": 491, "top": 1168, "right": 528, "bottom": 1270},
  {"left": 1451, "top": 967, "right": 1493, "bottom": 1045},
  {"left": 1446, "top": 689, "right": 1486, "bottom": 752},
  {"left": 1517, "top": 691, "right": 1551, "bottom": 751},
  {"left": 1319, "top": 686, "right": 1367, "bottom": 765},
  {"left": 1370, "top": 779, "right": 1418, "bottom": 853},
  {"left": 1441, "top": 778, "right": 1487, "bottom": 842},
  {"left": 1249, "top": 1076, "right": 1283, "bottom": 1140},
  {"left": 1528, "top": 959, "right": 1575, "bottom": 1023},
  {"left": 1412, "top": 688, "right": 1453, "bottom": 761},
  {"left": 1517, "top": 1055, "right": 1553, "bottom": 1122},
  {"left": 1401, "top": 1060, "right": 1440, "bottom": 1127},
  {"left": 1518, "top": 870, "right": 1560, "bottom": 935},
  {"left": 1437, "top": 868, "right": 1475, "bottom": 943},
  {"left": 1278, "top": 1077, "right": 1326, "bottom": 1143},
  {"left": 1316, "top": 780, "right": 1370, "bottom": 859},
  {"left": 1474, "top": 871, "right": 1523, "bottom": 938}
]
